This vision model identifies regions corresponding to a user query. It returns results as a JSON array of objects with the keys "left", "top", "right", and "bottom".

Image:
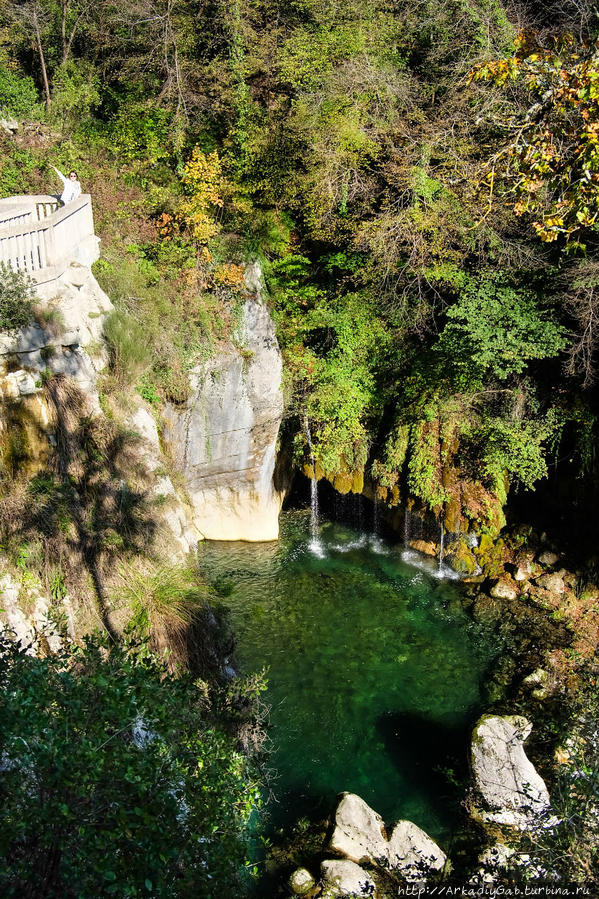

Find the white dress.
[{"left": 52, "top": 167, "right": 82, "bottom": 204}]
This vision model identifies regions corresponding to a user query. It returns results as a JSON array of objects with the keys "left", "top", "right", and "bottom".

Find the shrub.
[
  {"left": 0, "top": 633, "right": 264, "bottom": 898},
  {"left": 103, "top": 308, "right": 152, "bottom": 387},
  {"left": 0, "top": 264, "right": 34, "bottom": 332},
  {"left": 119, "top": 562, "right": 209, "bottom": 634},
  {"left": 0, "top": 66, "right": 38, "bottom": 118},
  {"left": 49, "top": 61, "right": 101, "bottom": 135}
]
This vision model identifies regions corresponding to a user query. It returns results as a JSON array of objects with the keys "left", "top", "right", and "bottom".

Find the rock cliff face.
[
  {"left": 0, "top": 262, "right": 111, "bottom": 401},
  {"left": 0, "top": 261, "right": 199, "bottom": 569},
  {"left": 162, "top": 288, "right": 284, "bottom": 542}
]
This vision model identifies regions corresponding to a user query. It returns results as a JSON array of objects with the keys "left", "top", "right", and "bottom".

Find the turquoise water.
[{"left": 198, "top": 511, "right": 500, "bottom": 843}]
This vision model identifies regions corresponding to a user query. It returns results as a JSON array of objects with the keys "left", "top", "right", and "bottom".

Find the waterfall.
[
  {"left": 310, "top": 477, "right": 320, "bottom": 546},
  {"left": 373, "top": 496, "right": 379, "bottom": 537},
  {"left": 404, "top": 505, "right": 411, "bottom": 546},
  {"left": 303, "top": 418, "right": 323, "bottom": 556},
  {"left": 439, "top": 523, "right": 445, "bottom": 572}
]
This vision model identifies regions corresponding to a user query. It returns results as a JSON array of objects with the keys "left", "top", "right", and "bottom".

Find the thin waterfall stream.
[
  {"left": 439, "top": 523, "right": 445, "bottom": 572},
  {"left": 303, "top": 419, "right": 324, "bottom": 557}
]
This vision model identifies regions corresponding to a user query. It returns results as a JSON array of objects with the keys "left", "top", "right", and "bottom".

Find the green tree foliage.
[
  {"left": 437, "top": 273, "right": 566, "bottom": 384},
  {"left": 0, "top": 64, "right": 38, "bottom": 117},
  {"left": 0, "top": 633, "right": 263, "bottom": 898},
  {"left": 0, "top": 264, "right": 34, "bottom": 332}
]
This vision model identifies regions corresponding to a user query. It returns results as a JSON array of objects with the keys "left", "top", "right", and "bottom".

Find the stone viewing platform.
[{"left": 0, "top": 193, "right": 99, "bottom": 299}]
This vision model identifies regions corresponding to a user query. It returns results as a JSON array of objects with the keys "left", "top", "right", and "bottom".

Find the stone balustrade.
[{"left": 0, "top": 194, "right": 99, "bottom": 297}]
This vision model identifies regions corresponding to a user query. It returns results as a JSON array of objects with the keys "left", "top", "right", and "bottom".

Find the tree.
[
  {"left": 437, "top": 271, "right": 566, "bottom": 384},
  {"left": 470, "top": 29, "right": 599, "bottom": 250},
  {"left": 0, "top": 264, "right": 34, "bottom": 332},
  {"left": 0, "top": 634, "right": 264, "bottom": 898}
]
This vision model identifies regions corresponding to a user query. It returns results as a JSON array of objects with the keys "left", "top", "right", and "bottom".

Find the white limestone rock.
[
  {"left": 1, "top": 370, "right": 38, "bottom": 399},
  {"left": 0, "top": 265, "right": 113, "bottom": 374},
  {"left": 0, "top": 571, "right": 72, "bottom": 651},
  {"left": 330, "top": 793, "right": 446, "bottom": 883},
  {"left": 289, "top": 867, "right": 315, "bottom": 895},
  {"left": 514, "top": 555, "right": 534, "bottom": 581},
  {"left": 329, "top": 793, "right": 388, "bottom": 865},
  {"left": 386, "top": 820, "right": 446, "bottom": 882},
  {"left": 489, "top": 578, "right": 518, "bottom": 601},
  {"left": 162, "top": 292, "right": 284, "bottom": 541},
  {"left": 535, "top": 572, "right": 566, "bottom": 594},
  {"left": 130, "top": 407, "right": 160, "bottom": 451},
  {"left": 0, "top": 116, "right": 18, "bottom": 135},
  {"left": 16, "top": 371, "right": 37, "bottom": 395},
  {"left": 471, "top": 715, "right": 551, "bottom": 829},
  {"left": 320, "top": 860, "right": 375, "bottom": 897},
  {"left": 125, "top": 403, "right": 200, "bottom": 558}
]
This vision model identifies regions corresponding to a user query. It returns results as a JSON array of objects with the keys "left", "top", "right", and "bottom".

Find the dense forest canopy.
[{"left": 1, "top": 0, "right": 599, "bottom": 549}]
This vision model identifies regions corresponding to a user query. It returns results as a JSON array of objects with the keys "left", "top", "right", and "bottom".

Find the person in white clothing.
[{"left": 51, "top": 166, "right": 82, "bottom": 205}]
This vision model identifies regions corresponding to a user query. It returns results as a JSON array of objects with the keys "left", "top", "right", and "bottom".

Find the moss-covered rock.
[
  {"left": 474, "top": 537, "right": 507, "bottom": 578},
  {"left": 448, "top": 538, "right": 479, "bottom": 576}
]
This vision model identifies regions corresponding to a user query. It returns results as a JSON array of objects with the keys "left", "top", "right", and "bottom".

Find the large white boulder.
[
  {"left": 471, "top": 715, "right": 551, "bottom": 829},
  {"left": 329, "top": 793, "right": 388, "bottom": 865},
  {"left": 320, "top": 860, "right": 375, "bottom": 897},
  {"left": 387, "top": 820, "right": 447, "bottom": 882},
  {"left": 329, "top": 793, "right": 446, "bottom": 882}
]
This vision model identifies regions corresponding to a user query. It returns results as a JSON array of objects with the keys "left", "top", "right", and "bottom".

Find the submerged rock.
[
  {"left": 320, "top": 860, "right": 375, "bottom": 897},
  {"left": 162, "top": 293, "right": 284, "bottom": 541},
  {"left": 471, "top": 715, "right": 551, "bottom": 829}
]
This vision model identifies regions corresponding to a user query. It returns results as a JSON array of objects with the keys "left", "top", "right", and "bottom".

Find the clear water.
[{"left": 198, "top": 511, "right": 501, "bottom": 844}]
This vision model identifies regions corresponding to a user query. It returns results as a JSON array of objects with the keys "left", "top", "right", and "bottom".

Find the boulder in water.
[
  {"left": 471, "top": 715, "right": 551, "bottom": 829},
  {"left": 387, "top": 820, "right": 447, "bottom": 881},
  {"left": 329, "top": 793, "right": 446, "bottom": 883},
  {"left": 329, "top": 793, "right": 387, "bottom": 865},
  {"left": 320, "top": 860, "right": 375, "bottom": 897}
]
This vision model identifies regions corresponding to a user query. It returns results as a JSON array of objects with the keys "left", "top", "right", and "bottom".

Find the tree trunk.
[
  {"left": 33, "top": 6, "right": 51, "bottom": 109},
  {"left": 61, "top": 0, "right": 68, "bottom": 63}
]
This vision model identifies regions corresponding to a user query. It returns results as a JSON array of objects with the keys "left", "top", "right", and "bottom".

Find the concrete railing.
[{"left": 0, "top": 194, "right": 99, "bottom": 295}]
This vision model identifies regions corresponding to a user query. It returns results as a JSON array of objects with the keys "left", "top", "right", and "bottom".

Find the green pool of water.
[{"left": 198, "top": 511, "right": 501, "bottom": 843}]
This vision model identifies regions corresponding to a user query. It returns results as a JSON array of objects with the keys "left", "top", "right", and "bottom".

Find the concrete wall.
[{"left": 0, "top": 194, "right": 99, "bottom": 298}]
